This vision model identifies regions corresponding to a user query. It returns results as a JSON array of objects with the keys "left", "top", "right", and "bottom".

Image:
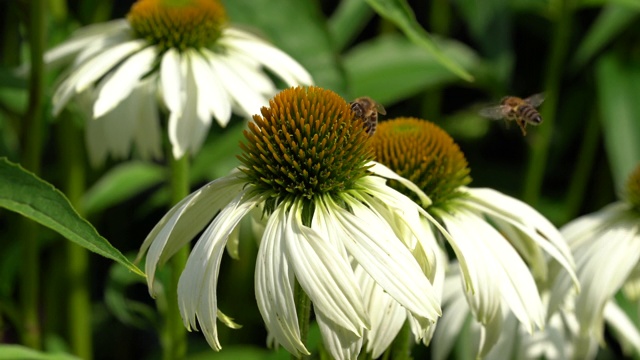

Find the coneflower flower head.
[
  {"left": 138, "top": 88, "right": 444, "bottom": 359},
  {"left": 370, "top": 117, "right": 579, "bottom": 357},
  {"left": 47, "top": 0, "right": 313, "bottom": 163}
]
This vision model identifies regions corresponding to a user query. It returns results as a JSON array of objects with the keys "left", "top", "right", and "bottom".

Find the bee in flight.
[
  {"left": 350, "top": 96, "right": 386, "bottom": 136},
  {"left": 478, "top": 93, "right": 544, "bottom": 136}
]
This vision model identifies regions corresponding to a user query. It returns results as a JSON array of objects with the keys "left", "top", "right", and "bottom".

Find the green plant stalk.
[
  {"left": 388, "top": 321, "right": 411, "bottom": 360},
  {"left": 563, "top": 111, "right": 600, "bottom": 222},
  {"left": 57, "top": 115, "right": 91, "bottom": 359},
  {"left": 293, "top": 281, "right": 311, "bottom": 360},
  {"left": 19, "top": 0, "right": 46, "bottom": 349},
  {"left": 522, "top": 0, "right": 574, "bottom": 205},
  {"left": 162, "top": 154, "right": 190, "bottom": 360}
]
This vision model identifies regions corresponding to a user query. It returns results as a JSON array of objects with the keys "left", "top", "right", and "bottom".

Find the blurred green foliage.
[{"left": 1, "top": 0, "right": 639, "bottom": 359}]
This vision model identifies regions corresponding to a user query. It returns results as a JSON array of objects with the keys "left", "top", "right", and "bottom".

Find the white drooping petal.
[
  {"left": 177, "top": 190, "right": 262, "bottom": 350},
  {"left": 284, "top": 201, "right": 368, "bottom": 335},
  {"left": 133, "top": 76, "right": 163, "bottom": 161},
  {"left": 443, "top": 208, "right": 545, "bottom": 332},
  {"left": 432, "top": 270, "right": 472, "bottom": 360},
  {"left": 439, "top": 211, "right": 501, "bottom": 325},
  {"left": 74, "top": 40, "right": 148, "bottom": 93},
  {"left": 329, "top": 196, "right": 441, "bottom": 323},
  {"left": 574, "top": 222, "right": 640, "bottom": 338},
  {"left": 356, "top": 266, "right": 406, "bottom": 359},
  {"left": 168, "top": 51, "right": 211, "bottom": 159},
  {"left": 255, "top": 204, "right": 309, "bottom": 357},
  {"left": 222, "top": 27, "right": 313, "bottom": 86},
  {"left": 95, "top": 74, "right": 139, "bottom": 159},
  {"left": 45, "top": 19, "right": 130, "bottom": 68},
  {"left": 205, "top": 50, "right": 268, "bottom": 118},
  {"left": 160, "top": 48, "right": 183, "bottom": 115},
  {"left": 191, "top": 50, "right": 232, "bottom": 125},
  {"left": 139, "top": 175, "right": 246, "bottom": 293},
  {"left": 464, "top": 188, "right": 579, "bottom": 291},
  {"left": 315, "top": 309, "right": 363, "bottom": 360},
  {"left": 52, "top": 39, "right": 148, "bottom": 116},
  {"left": 93, "top": 45, "right": 157, "bottom": 118},
  {"left": 367, "top": 162, "right": 432, "bottom": 207}
]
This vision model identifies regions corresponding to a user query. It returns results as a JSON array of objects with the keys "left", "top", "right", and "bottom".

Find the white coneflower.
[
  {"left": 550, "top": 164, "right": 640, "bottom": 354},
  {"left": 137, "top": 87, "right": 445, "bottom": 359},
  {"left": 47, "top": 0, "right": 312, "bottom": 164},
  {"left": 369, "top": 117, "right": 580, "bottom": 356}
]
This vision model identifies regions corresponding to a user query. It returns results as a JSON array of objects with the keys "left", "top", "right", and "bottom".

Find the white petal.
[
  {"left": 133, "top": 76, "right": 163, "bottom": 160},
  {"left": 168, "top": 52, "right": 210, "bottom": 159},
  {"left": 74, "top": 39, "right": 147, "bottom": 93},
  {"left": 367, "top": 162, "right": 432, "bottom": 207},
  {"left": 356, "top": 266, "right": 406, "bottom": 358},
  {"left": 93, "top": 45, "right": 157, "bottom": 118},
  {"left": 94, "top": 76, "right": 139, "bottom": 159},
  {"left": 440, "top": 212, "right": 501, "bottom": 325},
  {"left": 432, "top": 278, "right": 470, "bottom": 360},
  {"left": 316, "top": 309, "right": 363, "bottom": 360},
  {"left": 45, "top": 20, "right": 130, "bottom": 67},
  {"left": 204, "top": 50, "right": 268, "bottom": 117},
  {"left": 222, "top": 28, "right": 313, "bottom": 86},
  {"left": 139, "top": 175, "right": 246, "bottom": 293},
  {"left": 574, "top": 222, "right": 640, "bottom": 338},
  {"left": 177, "top": 191, "right": 262, "bottom": 349},
  {"left": 285, "top": 201, "right": 368, "bottom": 335},
  {"left": 329, "top": 195, "right": 441, "bottom": 322},
  {"left": 190, "top": 51, "right": 232, "bottom": 125},
  {"left": 255, "top": 203, "right": 309, "bottom": 356},
  {"left": 160, "top": 48, "right": 183, "bottom": 114}
]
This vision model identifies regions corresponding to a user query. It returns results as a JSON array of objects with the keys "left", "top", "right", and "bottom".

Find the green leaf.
[
  {"left": 83, "top": 161, "right": 165, "bottom": 215},
  {"left": 0, "top": 345, "right": 80, "bottom": 360},
  {"left": 579, "top": 0, "right": 640, "bottom": 10},
  {"left": 595, "top": 54, "right": 640, "bottom": 190},
  {"left": 328, "top": 0, "right": 375, "bottom": 52},
  {"left": 0, "top": 158, "right": 144, "bottom": 277},
  {"left": 222, "top": 0, "right": 347, "bottom": 95},
  {"left": 365, "top": 0, "right": 474, "bottom": 82},
  {"left": 573, "top": 5, "right": 639, "bottom": 70},
  {"left": 104, "top": 261, "right": 157, "bottom": 328},
  {"left": 344, "top": 34, "right": 479, "bottom": 104}
]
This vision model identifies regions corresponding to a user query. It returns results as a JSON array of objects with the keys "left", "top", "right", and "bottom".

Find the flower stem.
[
  {"left": 563, "top": 111, "right": 600, "bottom": 222},
  {"left": 522, "top": 0, "right": 574, "bottom": 205},
  {"left": 293, "top": 281, "right": 311, "bottom": 360},
  {"left": 57, "top": 115, "right": 91, "bottom": 359},
  {"left": 19, "top": 0, "right": 46, "bottom": 349},
  {"left": 162, "top": 154, "right": 190, "bottom": 360},
  {"left": 388, "top": 320, "right": 412, "bottom": 360}
]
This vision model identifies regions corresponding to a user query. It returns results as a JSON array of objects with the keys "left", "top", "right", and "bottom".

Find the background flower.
[
  {"left": 47, "top": 0, "right": 312, "bottom": 164},
  {"left": 550, "top": 164, "right": 640, "bottom": 355},
  {"left": 369, "top": 117, "right": 579, "bottom": 356}
]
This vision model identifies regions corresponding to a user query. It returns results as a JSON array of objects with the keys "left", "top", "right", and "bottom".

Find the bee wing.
[
  {"left": 478, "top": 105, "right": 508, "bottom": 120},
  {"left": 524, "top": 93, "right": 545, "bottom": 107},
  {"left": 375, "top": 102, "right": 387, "bottom": 115}
]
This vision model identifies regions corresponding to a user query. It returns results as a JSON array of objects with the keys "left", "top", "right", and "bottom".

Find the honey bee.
[
  {"left": 478, "top": 93, "right": 544, "bottom": 135},
  {"left": 350, "top": 96, "right": 386, "bottom": 135}
]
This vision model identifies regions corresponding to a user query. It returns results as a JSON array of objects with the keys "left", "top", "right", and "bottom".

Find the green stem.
[
  {"left": 562, "top": 111, "right": 600, "bottom": 223},
  {"left": 522, "top": 0, "right": 574, "bottom": 205},
  {"left": 388, "top": 321, "right": 412, "bottom": 360},
  {"left": 162, "top": 154, "right": 190, "bottom": 360},
  {"left": 57, "top": 115, "right": 91, "bottom": 359},
  {"left": 19, "top": 0, "right": 46, "bottom": 349},
  {"left": 293, "top": 281, "right": 311, "bottom": 360}
]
